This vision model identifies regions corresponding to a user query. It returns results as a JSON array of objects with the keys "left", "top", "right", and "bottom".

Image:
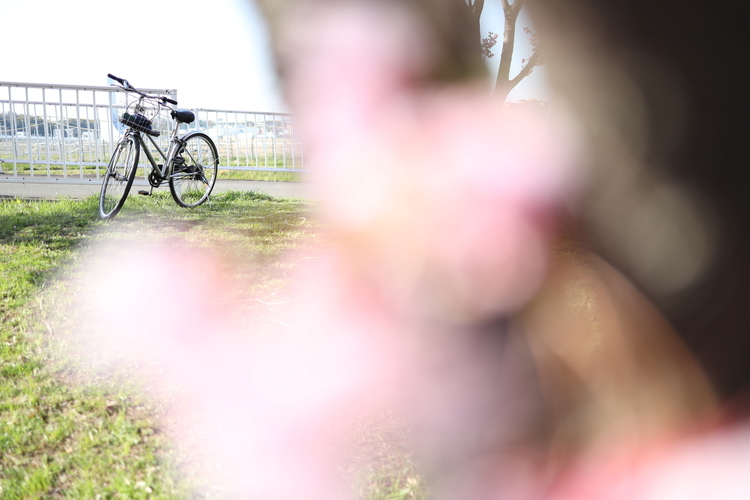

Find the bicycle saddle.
[{"left": 171, "top": 109, "right": 195, "bottom": 124}]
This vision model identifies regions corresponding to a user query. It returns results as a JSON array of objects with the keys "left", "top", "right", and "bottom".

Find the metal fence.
[{"left": 0, "top": 81, "right": 304, "bottom": 184}]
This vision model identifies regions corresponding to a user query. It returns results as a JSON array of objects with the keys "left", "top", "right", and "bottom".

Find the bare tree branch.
[
  {"left": 510, "top": 0, "right": 526, "bottom": 15},
  {"left": 510, "top": 46, "right": 542, "bottom": 87},
  {"left": 466, "top": 0, "right": 485, "bottom": 19},
  {"left": 472, "top": 0, "right": 485, "bottom": 17}
]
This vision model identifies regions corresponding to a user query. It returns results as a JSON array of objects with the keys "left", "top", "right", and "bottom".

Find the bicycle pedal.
[{"left": 137, "top": 190, "right": 151, "bottom": 196}]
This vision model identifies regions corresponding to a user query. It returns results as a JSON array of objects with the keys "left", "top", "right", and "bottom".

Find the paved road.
[{"left": 0, "top": 178, "right": 313, "bottom": 200}]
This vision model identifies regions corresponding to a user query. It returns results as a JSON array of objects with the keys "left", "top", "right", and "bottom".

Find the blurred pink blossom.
[
  {"left": 549, "top": 424, "right": 750, "bottom": 499},
  {"left": 78, "top": 3, "right": 599, "bottom": 500},
  {"left": 286, "top": 2, "right": 582, "bottom": 324}
]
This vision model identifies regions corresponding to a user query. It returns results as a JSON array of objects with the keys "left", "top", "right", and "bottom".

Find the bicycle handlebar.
[
  {"left": 107, "top": 73, "right": 127, "bottom": 86},
  {"left": 107, "top": 74, "right": 178, "bottom": 106}
]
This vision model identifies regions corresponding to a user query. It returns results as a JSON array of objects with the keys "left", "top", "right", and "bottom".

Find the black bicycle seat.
[{"left": 172, "top": 109, "right": 195, "bottom": 124}]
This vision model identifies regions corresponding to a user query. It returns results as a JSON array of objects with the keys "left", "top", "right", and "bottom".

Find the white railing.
[
  {"left": 193, "top": 108, "right": 303, "bottom": 173},
  {"left": 0, "top": 81, "right": 304, "bottom": 184}
]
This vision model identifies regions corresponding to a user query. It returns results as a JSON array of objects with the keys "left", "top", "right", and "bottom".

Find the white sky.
[
  {"left": 3, "top": 0, "right": 547, "bottom": 112},
  {"left": 4, "top": 0, "right": 284, "bottom": 112}
]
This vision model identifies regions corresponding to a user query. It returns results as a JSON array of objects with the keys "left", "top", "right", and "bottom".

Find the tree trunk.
[
  {"left": 466, "top": 0, "right": 486, "bottom": 55},
  {"left": 494, "top": 1, "right": 522, "bottom": 99},
  {"left": 494, "top": 81, "right": 513, "bottom": 102}
]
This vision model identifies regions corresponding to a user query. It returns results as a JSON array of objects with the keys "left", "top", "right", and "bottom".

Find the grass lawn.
[
  {"left": 0, "top": 191, "right": 423, "bottom": 499},
  {"left": 1, "top": 162, "right": 303, "bottom": 183}
]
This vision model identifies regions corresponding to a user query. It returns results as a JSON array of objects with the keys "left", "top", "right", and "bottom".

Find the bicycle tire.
[
  {"left": 169, "top": 132, "right": 219, "bottom": 208},
  {"left": 99, "top": 134, "right": 140, "bottom": 219}
]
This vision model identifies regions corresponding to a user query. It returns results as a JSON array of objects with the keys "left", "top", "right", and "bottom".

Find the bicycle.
[{"left": 99, "top": 74, "right": 219, "bottom": 219}]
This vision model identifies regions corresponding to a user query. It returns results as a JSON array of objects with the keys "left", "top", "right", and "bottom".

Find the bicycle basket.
[{"left": 120, "top": 112, "right": 160, "bottom": 137}]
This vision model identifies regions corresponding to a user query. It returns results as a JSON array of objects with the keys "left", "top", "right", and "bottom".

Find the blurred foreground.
[{"left": 71, "top": 0, "right": 750, "bottom": 498}]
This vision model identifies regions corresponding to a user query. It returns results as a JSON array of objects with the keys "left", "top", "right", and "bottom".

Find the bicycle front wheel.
[
  {"left": 99, "top": 134, "right": 139, "bottom": 219},
  {"left": 169, "top": 132, "right": 219, "bottom": 208}
]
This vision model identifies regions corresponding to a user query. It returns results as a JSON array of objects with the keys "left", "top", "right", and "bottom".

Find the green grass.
[
  {"left": 217, "top": 169, "right": 303, "bottom": 182},
  {"left": 0, "top": 196, "right": 196, "bottom": 499},
  {"left": 0, "top": 191, "right": 423, "bottom": 499},
  {"left": 1, "top": 161, "right": 304, "bottom": 183},
  {"left": 341, "top": 410, "right": 427, "bottom": 500}
]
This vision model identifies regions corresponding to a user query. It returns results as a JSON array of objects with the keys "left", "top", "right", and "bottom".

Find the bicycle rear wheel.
[
  {"left": 169, "top": 132, "right": 219, "bottom": 208},
  {"left": 99, "top": 134, "right": 139, "bottom": 219}
]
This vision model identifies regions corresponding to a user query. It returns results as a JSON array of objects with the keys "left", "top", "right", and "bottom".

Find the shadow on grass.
[
  {"left": 0, "top": 197, "right": 102, "bottom": 318},
  {"left": 0, "top": 197, "right": 101, "bottom": 252}
]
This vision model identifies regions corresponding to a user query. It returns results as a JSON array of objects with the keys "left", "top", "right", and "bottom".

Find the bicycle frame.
[
  {"left": 137, "top": 121, "right": 182, "bottom": 182},
  {"left": 129, "top": 95, "right": 183, "bottom": 184}
]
